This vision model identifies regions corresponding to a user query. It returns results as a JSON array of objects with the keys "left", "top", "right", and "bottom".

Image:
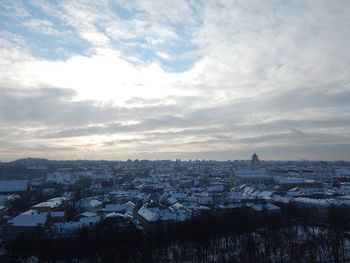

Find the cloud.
[
  {"left": 0, "top": 87, "right": 126, "bottom": 125},
  {"left": 22, "top": 18, "right": 60, "bottom": 36},
  {"left": 0, "top": 0, "right": 350, "bottom": 160}
]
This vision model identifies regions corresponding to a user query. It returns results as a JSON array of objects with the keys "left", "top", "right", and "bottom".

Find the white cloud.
[
  {"left": 23, "top": 18, "right": 60, "bottom": 36},
  {"left": 0, "top": 46, "right": 194, "bottom": 102}
]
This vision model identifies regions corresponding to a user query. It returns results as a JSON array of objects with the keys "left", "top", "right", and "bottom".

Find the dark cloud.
[
  {"left": 0, "top": 140, "right": 76, "bottom": 154},
  {"left": 0, "top": 82, "right": 349, "bottom": 160},
  {"left": 257, "top": 83, "right": 350, "bottom": 112},
  {"left": 36, "top": 82, "right": 350, "bottom": 148},
  {"left": 0, "top": 87, "right": 125, "bottom": 125}
]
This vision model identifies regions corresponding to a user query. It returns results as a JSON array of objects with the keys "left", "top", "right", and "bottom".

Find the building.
[
  {"left": 291, "top": 197, "right": 350, "bottom": 218},
  {"left": 31, "top": 197, "right": 66, "bottom": 212},
  {"left": 233, "top": 169, "right": 272, "bottom": 185},
  {"left": 137, "top": 201, "right": 190, "bottom": 228},
  {"left": 1, "top": 210, "right": 48, "bottom": 242},
  {"left": 274, "top": 177, "right": 321, "bottom": 191},
  {"left": 251, "top": 153, "right": 260, "bottom": 169}
]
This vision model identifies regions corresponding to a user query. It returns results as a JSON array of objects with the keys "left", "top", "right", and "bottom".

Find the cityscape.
[
  {"left": 1, "top": 0, "right": 350, "bottom": 262},
  {"left": 0, "top": 155, "right": 350, "bottom": 261}
]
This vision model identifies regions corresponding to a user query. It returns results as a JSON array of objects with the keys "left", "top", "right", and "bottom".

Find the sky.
[{"left": 0, "top": 0, "right": 350, "bottom": 161}]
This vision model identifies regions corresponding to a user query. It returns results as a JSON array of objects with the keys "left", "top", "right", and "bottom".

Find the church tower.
[{"left": 251, "top": 153, "right": 260, "bottom": 169}]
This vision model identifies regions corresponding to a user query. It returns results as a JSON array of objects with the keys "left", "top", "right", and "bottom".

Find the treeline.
[{"left": 3, "top": 205, "right": 350, "bottom": 262}]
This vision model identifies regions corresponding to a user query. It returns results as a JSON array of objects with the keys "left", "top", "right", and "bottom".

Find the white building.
[{"left": 234, "top": 169, "right": 272, "bottom": 185}]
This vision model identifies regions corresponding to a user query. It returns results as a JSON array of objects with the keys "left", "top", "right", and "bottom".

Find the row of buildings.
[{"left": 0, "top": 154, "right": 350, "bottom": 243}]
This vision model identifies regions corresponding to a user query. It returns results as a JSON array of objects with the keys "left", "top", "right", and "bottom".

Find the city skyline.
[{"left": 1, "top": 1, "right": 350, "bottom": 161}]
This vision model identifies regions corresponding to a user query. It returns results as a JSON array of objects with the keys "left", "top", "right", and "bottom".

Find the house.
[
  {"left": 105, "top": 213, "right": 132, "bottom": 228},
  {"left": 52, "top": 215, "right": 101, "bottom": 237},
  {"left": 1, "top": 210, "right": 48, "bottom": 242},
  {"left": 137, "top": 202, "right": 190, "bottom": 228},
  {"left": 79, "top": 198, "right": 103, "bottom": 212}
]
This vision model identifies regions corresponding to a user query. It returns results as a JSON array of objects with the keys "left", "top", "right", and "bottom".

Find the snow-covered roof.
[
  {"left": 9, "top": 212, "right": 48, "bottom": 227},
  {"left": 243, "top": 186, "right": 255, "bottom": 195},
  {"left": 0, "top": 180, "right": 28, "bottom": 193},
  {"left": 0, "top": 194, "right": 17, "bottom": 205},
  {"left": 80, "top": 211, "right": 96, "bottom": 217},
  {"left": 138, "top": 203, "right": 190, "bottom": 222},
  {"left": 104, "top": 203, "right": 126, "bottom": 213},
  {"left": 32, "top": 200, "right": 62, "bottom": 209},
  {"left": 125, "top": 201, "right": 135, "bottom": 208},
  {"left": 169, "top": 202, "right": 183, "bottom": 211},
  {"left": 106, "top": 212, "right": 126, "bottom": 219},
  {"left": 138, "top": 206, "right": 159, "bottom": 222},
  {"left": 89, "top": 199, "right": 103, "bottom": 208}
]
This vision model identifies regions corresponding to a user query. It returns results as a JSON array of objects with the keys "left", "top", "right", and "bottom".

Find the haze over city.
[{"left": 1, "top": 0, "right": 350, "bottom": 161}]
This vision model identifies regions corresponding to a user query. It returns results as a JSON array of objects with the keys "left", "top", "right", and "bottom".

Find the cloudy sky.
[{"left": 0, "top": 0, "right": 350, "bottom": 161}]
